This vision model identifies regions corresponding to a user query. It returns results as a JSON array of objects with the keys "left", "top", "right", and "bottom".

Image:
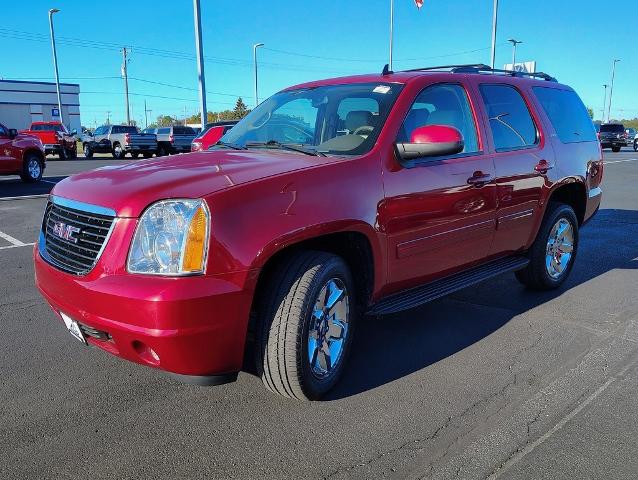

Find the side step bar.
[{"left": 368, "top": 256, "right": 529, "bottom": 316}]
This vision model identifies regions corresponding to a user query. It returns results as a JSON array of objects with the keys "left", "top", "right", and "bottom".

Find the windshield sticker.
[{"left": 373, "top": 85, "right": 391, "bottom": 94}]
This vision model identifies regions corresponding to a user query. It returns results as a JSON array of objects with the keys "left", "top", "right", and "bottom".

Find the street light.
[
  {"left": 602, "top": 84, "right": 609, "bottom": 123},
  {"left": 253, "top": 43, "right": 264, "bottom": 108},
  {"left": 490, "top": 0, "right": 499, "bottom": 69},
  {"left": 192, "top": 0, "right": 207, "bottom": 129},
  {"left": 507, "top": 38, "right": 523, "bottom": 68},
  {"left": 607, "top": 59, "right": 620, "bottom": 123},
  {"left": 48, "top": 8, "right": 63, "bottom": 126}
]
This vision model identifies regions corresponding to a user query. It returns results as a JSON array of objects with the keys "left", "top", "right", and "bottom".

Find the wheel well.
[
  {"left": 24, "top": 148, "right": 44, "bottom": 164},
  {"left": 548, "top": 182, "right": 586, "bottom": 225},
  {"left": 253, "top": 232, "right": 375, "bottom": 312}
]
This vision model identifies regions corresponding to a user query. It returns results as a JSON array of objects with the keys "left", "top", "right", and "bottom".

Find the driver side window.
[{"left": 399, "top": 83, "right": 479, "bottom": 154}]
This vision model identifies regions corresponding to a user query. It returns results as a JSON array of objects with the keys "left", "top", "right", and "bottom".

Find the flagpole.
[{"left": 389, "top": 0, "right": 394, "bottom": 71}]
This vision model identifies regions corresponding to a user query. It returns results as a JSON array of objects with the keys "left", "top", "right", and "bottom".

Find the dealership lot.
[{"left": 1, "top": 150, "right": 638, "bottom": 479}]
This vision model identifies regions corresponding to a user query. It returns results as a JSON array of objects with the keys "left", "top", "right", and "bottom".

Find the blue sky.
[{"left": 2, "top": 0, "right": 636, "bottom": 126}]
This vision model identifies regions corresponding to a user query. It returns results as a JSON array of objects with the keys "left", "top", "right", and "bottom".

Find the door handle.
[
  {"left": 534, "top": 160, "right": 553, "bottom": 174},
  {"left": 467, "top": 172, "right": 494, "bottom": 187}
]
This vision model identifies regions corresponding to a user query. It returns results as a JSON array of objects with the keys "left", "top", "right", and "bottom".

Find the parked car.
[
  {"left": 83, "top": 125, "right": 157, "bottom": 159},
  {"left": 155, "top": 125, "right": 197, "bottom": 156},
  {"left": 191, "top": 121, "right": 238, "bottom": 151},
  {"left": 34, "top": 65, "right": 603, "bottom": 400},
  {"left": 598, "top": 123, "right": 626, "bottom": 152},
  {"left": 0, "top": 123, "right": 46, "bottom": 182},
  {"left": 19, "top": 121, "right": 76, "bottom": 159},
  {"left": 78, "top": 127, "right": 94, "bottom": 145},
  {"left": 625, "top": 128, "right": 637, "bottom": 151}
]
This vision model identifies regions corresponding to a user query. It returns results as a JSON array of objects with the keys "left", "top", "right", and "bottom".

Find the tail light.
[
  {"left": 169, "top": 134, "right": 174, "bottom": 143},
  {"left": 125, "top": 133, "right": 130, "bottom": 144},
  {"left": 191, "top": 141, "right": 201, "bottom": 152}
]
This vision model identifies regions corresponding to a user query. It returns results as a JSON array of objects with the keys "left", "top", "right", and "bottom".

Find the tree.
[
  {"left": 150, "top": 115, "right": 178, "bottom": 128},
  {"left": 233, "top": 97, "right": 250, "bottom": 119},
  {"left": 587, "top": 107, "right": 594, "bottom": 119}
]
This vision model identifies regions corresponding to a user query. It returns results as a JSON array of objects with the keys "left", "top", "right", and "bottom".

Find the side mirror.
[
  {"left": 70, "top": 129, "right": 77, "bottom": 136},
  {"left": 395, "top": 125, "right": 464, "bottom": 161},
  {"left": 8, "top": 128, "right": 18, "bottom": 139}
]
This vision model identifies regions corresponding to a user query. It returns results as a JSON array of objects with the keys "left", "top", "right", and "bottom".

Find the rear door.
[
  {"left": 382, "top": 82, "right": 497, "bottom": 290},
  {"left": 476, "top": 82, "right": 552, "bottom": 255}
]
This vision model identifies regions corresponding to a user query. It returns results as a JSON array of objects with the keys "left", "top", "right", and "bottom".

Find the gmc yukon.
[
  {"left": 34, "top": 65, "right": 603, "bottom": 400},
  {"left": 0, "top": 123, "right": 46, "bottom": 182}
]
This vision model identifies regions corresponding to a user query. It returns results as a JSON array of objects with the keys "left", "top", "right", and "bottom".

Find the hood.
[{"left": 51, "top": 150, "right": 337, "bottom": 217}]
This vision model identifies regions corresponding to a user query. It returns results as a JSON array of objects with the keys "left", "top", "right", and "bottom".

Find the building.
[{"left": 0, "top": 79, "right": 81, "bottom": 131}]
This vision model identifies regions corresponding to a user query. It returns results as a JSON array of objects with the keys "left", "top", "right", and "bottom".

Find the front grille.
[{"left": 42, "top": 201, "right": 115, "bottom": 275}]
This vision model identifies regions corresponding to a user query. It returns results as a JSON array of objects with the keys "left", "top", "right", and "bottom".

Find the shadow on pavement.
[
  {"left": 0, "top": 176, "right": 66, "bottom": 199},
  {"left": 326, "top": 209, "right": 638, "bottom": 400}
]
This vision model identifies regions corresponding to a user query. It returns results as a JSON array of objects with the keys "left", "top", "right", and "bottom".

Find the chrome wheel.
[
  {"left": 27, "top": 158, "right": 41, "bottom": 179},
  {"left": 307, "top": 278, "right": 349, "bottom": 378},
  {"left": 114, "top": 144, "right": 123, "bottom": 157},
  {"left": 84, "top": 144, "right": 90, "bottom": 156},
  {"left": 545, "top": 218, "right": 574, "bottom": 279}
]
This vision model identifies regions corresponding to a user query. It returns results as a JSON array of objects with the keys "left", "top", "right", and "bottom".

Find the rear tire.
[
  {"left": 633, "top": 140, "right": 637, "bottom": 152},
  {"left": 20, "top": 154, "right": 43, "bottom": 183},
  {"left": 255, "top": 251, "right": 356, "bottom": 400},
  {"left": 112, "top": 142, "right": 126, "bottom": 159},
  {"left": 143, "top": 152, "right": 153, "bottom": 158},
  {"left": 515, "top": 203, "right": 579, "bottom": 290},
  {"left": 67, "top": 146, "right": 77, "bottom": 159},
  {"left": 130, "top": 151, "right": 140, "bottom": 159},
  {"left": 157, "top": 145, "right": 167, "bottom": 157},
  {"left": 83, "top": 143, "right": 93, "bottom": 159}
]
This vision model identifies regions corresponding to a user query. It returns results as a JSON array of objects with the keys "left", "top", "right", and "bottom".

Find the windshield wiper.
[
  {"left": 246, "top": 140, "right": 326, "bottom": 157},
  {"left": 213, "top": 141, "right": 247, "bottom": 150}
]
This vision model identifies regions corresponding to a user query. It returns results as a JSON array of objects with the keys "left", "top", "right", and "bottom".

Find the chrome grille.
[{"left": 41, "top": 198, "right": 115, "bottom": 275}]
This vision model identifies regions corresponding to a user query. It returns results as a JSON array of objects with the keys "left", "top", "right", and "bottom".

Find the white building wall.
[{"left": 0, "top": 80, "right": 81, "bottom": 132}]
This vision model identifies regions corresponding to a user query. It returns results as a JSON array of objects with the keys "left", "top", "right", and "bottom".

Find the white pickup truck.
[{"left": 83, "top": 125, "right": 158, "bottom": 159}]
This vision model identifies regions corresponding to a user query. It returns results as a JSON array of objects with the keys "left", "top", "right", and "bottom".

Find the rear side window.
[
  {"left": 599, "top": 124, "right": 624, "bottom": 133},
  {"left": 173, "top": 126, "right": 195, "bottom": 135},
  {"left": 533, "top": 87, "right": 597, "bottom": 143},
  {"left": 480, "top": 84, "right": 538, "bottom": 151},
  {"left": 158, "top": 128, "right": 170, "bottom": 134}
]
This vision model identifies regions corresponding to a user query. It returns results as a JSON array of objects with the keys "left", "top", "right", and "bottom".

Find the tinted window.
[
  {"left": 399, "top": 83, "right": 479, "bottom": 153},
  {"left": 533, "top": 87, "right": 597, "bottom": 143},
  {"left": 32, "top": 124, "right": 63, "bottom": 132},
  {"left": 158, "top": 128, "right": 171, "bottom": 134},
  {"left": 599, "top": 124, "right": 625, "bottom": 133},
  {"left": 173, "top": 126, "right": 195, "bottom": 135},
  {"left": 0, "top": 125, "right": 7, "bottom": 136},
  {"left": 480, "top": 84, "right": 538, "bottom": 151}
]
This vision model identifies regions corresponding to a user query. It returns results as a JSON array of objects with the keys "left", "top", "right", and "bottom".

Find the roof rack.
[{"left": 395, "top": 63, "right": 557, "bottom": 82}]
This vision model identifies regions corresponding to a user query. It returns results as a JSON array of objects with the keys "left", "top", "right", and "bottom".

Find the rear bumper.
[
  {"left": 125, "top": 144, "right": 156, "bottom": 151},
  {"left": 600, "top": 140, "right": 626, "bottom": 148},
  {"left": 43, "top": 144, "right": 61, "bottom": 154},
  {"left": 34, "top": 246, "right": 257, "bottom": 379}
]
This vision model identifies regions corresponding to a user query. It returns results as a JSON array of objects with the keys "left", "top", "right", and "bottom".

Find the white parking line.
[
  {"left": 0, "top": 231, "right": 27, "bottom": 247},
  {"left": 604, "top": 158, "right": 638, "bottom": 165},
  {"left": 0, "top": 242, "right": 35, "bottom": 251}
]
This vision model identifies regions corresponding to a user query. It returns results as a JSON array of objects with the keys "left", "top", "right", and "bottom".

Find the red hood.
[{"left": 52, "top": 150, "right": 337, "bottom": 217}]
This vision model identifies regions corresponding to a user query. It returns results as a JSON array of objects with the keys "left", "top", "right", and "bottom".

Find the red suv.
[
  {"left": 191, "top": 121, "right": 238, "bottom": 152},
  {"left": 0, "top": 123, "right": 46, "bottom": 182},
  {"left": 34, "top": 65, "right": 603, "bottom": 399}
]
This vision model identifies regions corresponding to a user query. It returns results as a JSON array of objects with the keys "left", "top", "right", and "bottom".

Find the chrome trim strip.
[{"left": 50, "top": 195, "right": 116, "bottom": 218}]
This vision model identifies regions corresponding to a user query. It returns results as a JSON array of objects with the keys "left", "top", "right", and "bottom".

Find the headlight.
[{"left": 127, "top": 199, "right": 210, "bottom": 275}]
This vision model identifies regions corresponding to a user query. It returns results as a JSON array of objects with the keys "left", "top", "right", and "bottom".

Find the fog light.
[{"left": 132, "top": 340, "right": 160, "bottom": 365}]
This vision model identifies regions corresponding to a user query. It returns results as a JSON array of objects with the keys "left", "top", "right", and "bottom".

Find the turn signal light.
[{"left": 181, "top": 205, "right": 208, "bottom": 273}]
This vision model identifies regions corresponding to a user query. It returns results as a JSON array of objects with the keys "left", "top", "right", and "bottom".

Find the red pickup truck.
[
  {"left": 20, "top": 121, "right": 77, "bottom": 159},
  {"left": 34, "top": 65, "right": 603, "bottom": 400},
  {"left": 0, "top": 123, "right": 46, "bottom": 182}
]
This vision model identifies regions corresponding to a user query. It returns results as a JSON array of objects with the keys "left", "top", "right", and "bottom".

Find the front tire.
[
  {"left": 20, "top": 154, "right": 43, "bottom": 183},
  {"left": 83, "top": 143, "right": 94, "bottom": 158},
  {"left": 515, "top": 203, "right": 579, "bottom": 290},
  {"left": 256, "top": 251, "right": 356, "bottom": 400},
  {"left": 112, "top": 142, "right": 126, "bottom": 159}
]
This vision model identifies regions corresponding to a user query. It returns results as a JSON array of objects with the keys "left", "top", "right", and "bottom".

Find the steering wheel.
[{"left": 353, "top": 125, "right": 374, "bottom": 136}]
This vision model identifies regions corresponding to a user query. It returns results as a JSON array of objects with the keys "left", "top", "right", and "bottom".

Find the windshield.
[
  {"left": 32, "top": 124, "right": 63, "bottom": 132},
  {"left": 600, "top": 124, "right": 624, "bottom": 133},
  {"left": 221, "top": 82, "right": 403, "bottom": 155}
]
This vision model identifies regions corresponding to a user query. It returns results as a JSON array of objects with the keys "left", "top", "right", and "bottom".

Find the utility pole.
[
  {"left": 192, "top": 0, "right": 207, "bottom": 129},
  {"left": 253, "top": 43, "right": 264, "bottom": 107},
  {"left": 106, "top": 111, "right": 111, "bottom": 125},
  {"left": 121, "top": 47, "right": 131, "bottom": 125},
  {"left": 607, "top": 59, "right": 620, "bottom": 123},
  {"left": 144, "top": 99, "right": 148, "bottom": 128},
  {"left": 490, "top": 0, "right": 499, "bottom": 69},
  {"left": 389, "top": 0, "right": 394, "bottom": 71},
  {"left": 48, "top": 9, "right": 64, "bottom": 126},
  {"left": 602, "top": 84, "right": 608, "bottom": 123}
]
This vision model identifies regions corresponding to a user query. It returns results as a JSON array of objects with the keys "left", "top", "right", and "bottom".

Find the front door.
[
  {"left": 381, "top": 82, "right": 498, "bottom": 293},
  {"left": 0, "top": 125, "right": 17, "bottom": 174}
]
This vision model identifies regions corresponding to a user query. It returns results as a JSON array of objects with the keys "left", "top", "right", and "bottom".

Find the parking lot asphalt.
[{"left": 1, "top": 149, "right": 637, "bottom": 479}]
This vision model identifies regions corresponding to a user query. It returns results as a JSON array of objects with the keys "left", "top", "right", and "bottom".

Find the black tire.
[
  {"left": 256, "top": 251, "right": 356, "bottom": 400},
  {"left": 515, "top": 203, "right": 579, "bottom": 290},
  {"left": 58, "top": 146, "right": 67, "bottom": 160},
  {"left": 633, "top": 140, "right": 637, "bottom": 152},
  {"left": 20, "top": 154, "right": 44, "bottom": 183},
  {"left": 83, "top": 143, "right": 93, "bottom": 159},
  {"left": 67, "top": 146, "right": 77, "bottom": 159},
  {"left": 157, "top": 145, "right": 167, "bottom": 157},
  {"left": 112, "top": 142, "right": 126, "bottom": 159},
  {"left": 130, "top": 151, "right": 140, "bottom": 159},
  {"left": 143, "top": 152, "right": 153, "bottom": 158},
  {"left": 612, "top": 146, "right": 621, "bottom": 153}
]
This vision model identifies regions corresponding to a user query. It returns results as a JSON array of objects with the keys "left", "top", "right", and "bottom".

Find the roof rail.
[{"left": 399, "top": 64, "right": 557, "bottom": 82}]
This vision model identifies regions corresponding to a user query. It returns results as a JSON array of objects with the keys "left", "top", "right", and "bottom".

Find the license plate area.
[{"left": 60, "top": 312, "right": 87, "bottom": 344}]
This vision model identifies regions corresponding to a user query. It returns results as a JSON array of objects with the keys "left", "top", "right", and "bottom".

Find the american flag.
[{"left": 414, "top": 0, "right": 424, "bottom": 8}]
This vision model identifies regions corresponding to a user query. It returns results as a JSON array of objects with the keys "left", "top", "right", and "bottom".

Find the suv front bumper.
[{"left": 34, "top": 246, "right": 256, "bottom": 383}]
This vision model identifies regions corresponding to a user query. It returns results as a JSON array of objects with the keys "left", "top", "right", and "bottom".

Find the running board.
[{"left": 368, "top": 256, "right": 529, "bottom": 316}]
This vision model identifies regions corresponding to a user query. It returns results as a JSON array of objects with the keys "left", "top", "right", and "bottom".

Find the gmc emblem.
[{"left": 52, "top": 222, "right": 80, "bottom": 244}]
